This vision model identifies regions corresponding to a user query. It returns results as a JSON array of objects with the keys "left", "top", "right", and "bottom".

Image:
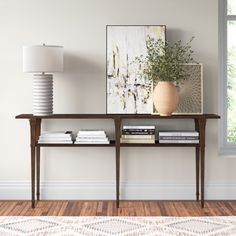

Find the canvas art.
[
  {"left": 153, "top": 63, "right": 203, "bottom": 114},
  {"left": 106, "top": 25, "right": 166, "bottom": 114}
]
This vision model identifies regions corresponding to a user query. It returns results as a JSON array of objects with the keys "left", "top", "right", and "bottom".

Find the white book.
[
  {"left": 76, "top": 136, "right": 107, "bottom": 139},
  {"left": 77, "top": 134, "right": 107, "bottom": 138},
  {"left": 75, "top": 141, "right": 109, "bottom": 144},
  {"left": 123, "top": 126, "right": 155, "bottom": 129},
  {"left": 76, "top": 138, "right": 109, "bottom": 142},
  {"left": 38, "top": 140, "right": 73, "bottom": 144},
  {"left": 41, "top": 131, "right": 72, "bottom": 138},
  {"left": 159, "top": 131, "right": 199, "bottom": 137},
  {"left": 159, "top": 136, "right": 198, "bottom": 140},
  {"left": 159, "top": 140, "right": 199, "bottom": 143},
  {"left": 78, "top": 130, "right": 105, "bottom": 134},
  {"left": 39, "top": 137, "right": 73, "bottom": 141}
]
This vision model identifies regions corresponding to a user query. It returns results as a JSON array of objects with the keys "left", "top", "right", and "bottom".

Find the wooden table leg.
[
  {"left": 200, "top": 145, "right": 205, "bottom": 208},
  {"left": 29, "top": 119, "right": 37, "bottom": 208},
  {"left": 195, "top": 147, "right": 200, "bottom": 201},
  {"left": 114, "top": 118, "right": 121, "bottom": 208},
  {"left": 194, "top": 119, "right": 200, "bottom": 201},
  {"left": 199, "top": 118, "right": 206, "bottom": 208},
  {"left": 36, "top": 119, "right": 41, "bottom": 201}
]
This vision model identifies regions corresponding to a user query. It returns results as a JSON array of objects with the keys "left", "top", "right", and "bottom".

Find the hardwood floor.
[{"left": 0, "top": 201, "right": 236, "bottom": 216}]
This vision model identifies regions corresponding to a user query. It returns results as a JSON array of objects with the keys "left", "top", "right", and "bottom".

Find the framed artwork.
[
  {"left": 153, "top": 63, "right": 203, "bottom": 114},
  {"left": 106, "top": 25, "right": 166, "bottom": 114}
]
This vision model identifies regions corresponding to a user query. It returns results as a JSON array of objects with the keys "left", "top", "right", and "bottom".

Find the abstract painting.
[{"left": 106, "top": 25, "right": 166, "bottom": 114}]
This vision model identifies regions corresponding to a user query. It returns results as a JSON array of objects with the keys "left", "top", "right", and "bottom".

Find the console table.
[{"left": 16, "top": 114, "right": 220, "bottom": 208}]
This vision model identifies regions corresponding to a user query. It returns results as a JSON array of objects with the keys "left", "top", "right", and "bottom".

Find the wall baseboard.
[{"left": 0, "top": 181, "right": 236, "bottom": 200}]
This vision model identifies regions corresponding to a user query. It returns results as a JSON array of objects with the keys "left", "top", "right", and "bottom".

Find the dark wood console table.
[{"left": 16, "top": 114, "right": 220, "bottom": 208}]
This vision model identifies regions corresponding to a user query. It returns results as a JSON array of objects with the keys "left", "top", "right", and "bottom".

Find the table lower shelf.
[{"left": 37, "top": 141, "right": 199, "bottom": 147}]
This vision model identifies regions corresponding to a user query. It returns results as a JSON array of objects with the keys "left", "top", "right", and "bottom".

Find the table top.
[{"left": 16, "top": 114, "right": 220, "bottom": 119}]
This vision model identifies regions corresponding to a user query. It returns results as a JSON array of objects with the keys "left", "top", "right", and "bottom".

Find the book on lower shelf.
[
  {"left": 75, "top": 141, "right": 110, "bottom": 144},
  {"left": 159, "top": 140, "right": 199, "bottom": 144},
  {"left": 123, "top": 125, "right": 155, "bottom": 130},
  {"left": 38, "top": 131, "right": 74, "bottom": 144},
  {"left": 120, "top": 138, "right": 155, "bottom": 144},
  {"left": 158, "top": 130, "right": 199, "bottom": 144},
  {"left": 122, "top": 134, "right": 155, "bottom": 139},
  {"left": 159, "top": 136, "right": 199, "bottom": 140},
  {"left": 121, "top": 125, "right": 156, "bottom": 143},
  {"left": 75, "top": 130, "right": 110, "bottom": 144},
  {"left": 122, "top": 125, "right": 155, "bottom": 135},
  {"left": 38, "top": 140, "right": 74, "bottom": 144},
  {"left": 158, "top": 130, "right": 199, "bottom": 136},
  {"left": 77, "top": 130, "right": 107, "bottom": 137}
]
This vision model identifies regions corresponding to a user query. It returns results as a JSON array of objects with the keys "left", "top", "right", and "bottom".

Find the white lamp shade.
[{"left": 23, "top": 45, "right": 63, "bottom": 73}]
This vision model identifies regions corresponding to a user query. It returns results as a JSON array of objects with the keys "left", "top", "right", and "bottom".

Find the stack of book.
[
  {"left": 120, "top": 125, "right": 155, "bottom": 144},
  {"left": 75, "top": 130, "right": 109, "bottom": 144},
  {"left": 158, "top": 131, "right": 199, "bottom": 144},
  {"left": 38, "top": 131, "right": 73, "bottom": 144}
]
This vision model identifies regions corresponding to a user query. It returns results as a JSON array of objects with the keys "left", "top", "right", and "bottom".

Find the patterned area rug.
[{"left": 0, "top": 216, "right": 236, "bottom": 236}]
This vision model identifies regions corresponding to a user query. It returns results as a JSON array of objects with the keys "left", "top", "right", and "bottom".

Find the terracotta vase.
[{"left": 153, "top": 81, "right": 179, "bottom": 116}]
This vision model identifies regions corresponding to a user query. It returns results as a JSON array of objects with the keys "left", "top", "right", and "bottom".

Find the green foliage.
[
  {"left": 227, "top": 48, "right": 236, "bottom": 111},
  {"left": 228, "top": 0, "right": 233, "bottom": 15},
  {"left": 227, "top": 46, "right": 236, "bottom": 142},
  {"left": 136, "top": 36, "right": 196, "bottom": 83}
]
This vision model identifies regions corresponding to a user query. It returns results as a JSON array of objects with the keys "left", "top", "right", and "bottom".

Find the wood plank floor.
[{"left": 0, "top": 201, "right": 236, "bottom": 216}]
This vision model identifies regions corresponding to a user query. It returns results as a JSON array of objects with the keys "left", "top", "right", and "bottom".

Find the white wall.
[{"left": 1, "top": 0, "right": 235, "bottom": 200}]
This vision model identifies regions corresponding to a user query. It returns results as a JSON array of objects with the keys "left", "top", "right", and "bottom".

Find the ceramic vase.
[{"left": 153, "top": 81, "right": 179, "bottom": 116}]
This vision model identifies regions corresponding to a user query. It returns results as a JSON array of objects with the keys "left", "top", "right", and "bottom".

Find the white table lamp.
[{"left": 23, "top": 45, "right": 63, "bottom": 116}]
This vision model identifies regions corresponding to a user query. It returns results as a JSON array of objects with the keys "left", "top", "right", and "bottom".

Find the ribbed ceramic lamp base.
[{"left": 33, "top": 74, "right": 53, "bottom": 116}]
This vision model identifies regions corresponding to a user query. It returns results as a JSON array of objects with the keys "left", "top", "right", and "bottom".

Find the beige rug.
[{"left": 0, "top": 216, "right": 236, "bottom": 235}]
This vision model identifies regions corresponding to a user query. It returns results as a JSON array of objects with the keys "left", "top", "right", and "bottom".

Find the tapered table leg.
[
  {"left": 194, "top": 119, "right": 200, "bottom": 202},
  {"left": 36, "top": 119, "right": 41, "bottom": 201},
  {"left": 29, "top": 119, "right": 37, "bottom": 208},
  {"left": 195, "top": 147, "right": 200, "bottom": 201},
  {"left": 114, "top": 118, "right": 121, "bottom": 208},
  {"left": 200, "top": 146, "right": 205, "bottom": 208},
  {"left": 36, "top": 148, "right": 40, "bottom": 201},
  {"left": 199, "top": 118, "right": 206, "bottom": 208},
  {"left": 31, "top": 146, "right": 35, "bottom": 208}
]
